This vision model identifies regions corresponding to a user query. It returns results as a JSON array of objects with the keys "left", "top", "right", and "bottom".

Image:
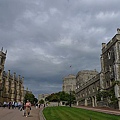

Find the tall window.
[
  {"left": 108, "top": 51, "right": 111, "bottom": 59},
  {"left": 109, "top": 65, "right": 112, "bottom": 72},
  {"left": 106, "top": 81, "right": 109, "bottom": 87}
]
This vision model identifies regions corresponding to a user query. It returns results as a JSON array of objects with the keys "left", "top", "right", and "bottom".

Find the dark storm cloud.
[{"left": 1, "top": 0, "right": 120, "bottom": 97}]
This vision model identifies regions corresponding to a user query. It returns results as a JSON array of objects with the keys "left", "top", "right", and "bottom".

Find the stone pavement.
[
  {"left": 2, "top": 105, "right": 120, "bottom": 120},
  {"left": 74, "top": 106, "right": 120, "bottom": 116},
  {"left": 39, "top": 106, "right": 46, "bottom": 120},
  {"left": 0, "top": 106, "right": 45, "bottom": 120}
]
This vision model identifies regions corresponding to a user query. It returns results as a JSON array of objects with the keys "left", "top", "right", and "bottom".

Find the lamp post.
[
  {"left": 69, "top": 89, "right": 71, "bottom": 107},
  {"left": 58, "top": 97, "right": 60, "bottom": 106}
]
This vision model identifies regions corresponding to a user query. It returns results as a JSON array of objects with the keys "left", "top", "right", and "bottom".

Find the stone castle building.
[
  {"left": 76, "top": 70, "right": 100, "bottom": 107},
  {"left": 76, "top": 28, "right": 120, "bottom": 109},
  {"left": 62, "top": 74, "right": 76, "bottom": 93},
  {"left": 0, "top": 49, "right": 24, "bottom": 104}
]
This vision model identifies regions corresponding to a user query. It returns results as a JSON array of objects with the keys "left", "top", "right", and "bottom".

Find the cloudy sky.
[{"left": 0, "top": 0, "right": 120, "bottom": 97}]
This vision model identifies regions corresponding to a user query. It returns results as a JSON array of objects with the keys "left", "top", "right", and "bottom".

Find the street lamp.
[{"left": 69, "top": 89, "right": 71, "bottom": 107}]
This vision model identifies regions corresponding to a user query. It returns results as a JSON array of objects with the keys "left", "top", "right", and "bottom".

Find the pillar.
[
  {"left": 76, "top": 101, "right": 79, "bottom": 106},
  {"left": 118, "top": 98, "right": 120, "bottom": 110},
  {"left": 92, "top": 97, "right": 95, "bottom": 107},
  {"left": 85, "top": 98, "right": 87, "bottom": 106}
]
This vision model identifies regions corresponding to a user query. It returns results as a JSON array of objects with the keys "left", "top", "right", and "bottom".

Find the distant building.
[
  {"left": 0, "top": 49, "right": 24, "bottom": 103},
  {"left": 62, "top": 74, "right": 76, "bottom": 93},
  {"left": 38, "top": 94, "right": 50, "bottom": 102},
  {"left": 76, "top": 28, "right": 120, "bottom": 110}
]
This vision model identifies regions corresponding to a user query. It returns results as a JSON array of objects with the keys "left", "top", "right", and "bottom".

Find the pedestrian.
[
  {"left": 35, "top": 103, "right": 38, "bottom": 109},
  {"left": 14, "top": 102, "right": 18, "bottom": 109},
  {"left": 12, "top": 101, "right": 15, "bottom": 109},
  {"left": 22, "top": 102, "right": 26, "bottom": 116},
  {"left": 8, "top": 101, "right": 11, "bottom": 109},
  {"left": 18, "top": 101, "right": 22, "bottom": 110},
  {"left": 39, "top": 104, "right": 41, "bottom": 108},
  {"left": 25, "top": 100, "right": 31, "bottom": 117},
  {"left": 3, "top": 101, "right": 7, "bottom": 108}
]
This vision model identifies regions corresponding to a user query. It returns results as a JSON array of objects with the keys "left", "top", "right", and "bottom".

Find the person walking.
[
  {"left": 12, "top": 101, "right": 15, "bottom": 109},
  {"left": 8, "top": 101, "right": 11, "bottom": 109},
  {"left": 3, "top": 101, "right": 7, "bottom": 108},
  {"left": 35, "top": 103, "right": 38, "bottom": 109},
  {"left": 14, "top": 102, "right": 18, "bottom": 109},
  {"left": 25, "top": 100, "right": 31, "bottom": 117},
  {"left": 18, "top": 101, "right": 22, "bottom": 110},
  {"left": 22, "top": 102, "right": 26, "bottom": 116}
]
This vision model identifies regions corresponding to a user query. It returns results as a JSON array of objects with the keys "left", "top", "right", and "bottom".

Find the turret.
[{"left": 0, "top": 48, "right": 7, "bottom": 75}]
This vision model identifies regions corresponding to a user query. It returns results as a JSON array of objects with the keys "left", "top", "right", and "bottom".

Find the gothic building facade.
[
  {"left": 76, "top": 28, "right": 120, "bottom": 109},
  {"left": 0, "top": 49, "right": 24, "bottom": 104}
]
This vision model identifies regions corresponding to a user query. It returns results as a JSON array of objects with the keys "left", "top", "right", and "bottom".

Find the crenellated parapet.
[{"left": 102, "top": 29, "right": 120, "bottom": 54}]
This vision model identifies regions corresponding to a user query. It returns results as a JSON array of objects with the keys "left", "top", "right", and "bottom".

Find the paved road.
[
  {"left": 0, "top": 106, "right": 41, "bottom": 120},
  {"left": 2, "top": 105, "right": 120, "bottom": 120},
  {"left": 74, "top": 106, "right": 120, "bottom": 116}
]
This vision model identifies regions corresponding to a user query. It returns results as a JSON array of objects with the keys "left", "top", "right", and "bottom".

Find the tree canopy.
[
  {"left": 45, "top": 91, "right": 76, "bottom": 103},
  {"left": 24, "top": 92, "right": 38, "bottom": 104}
]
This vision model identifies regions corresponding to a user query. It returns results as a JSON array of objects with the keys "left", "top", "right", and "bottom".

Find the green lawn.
[{"left": 43, "top": 106, "right": 120, "bottom": 120}]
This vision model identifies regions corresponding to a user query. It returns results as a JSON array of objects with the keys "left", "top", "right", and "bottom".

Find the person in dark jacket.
[{"left": 22, "top": 102, "right": 26, "bottom": 116}]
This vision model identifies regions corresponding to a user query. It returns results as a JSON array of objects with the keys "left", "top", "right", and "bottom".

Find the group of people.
[
  {"left": 35, "top": 103, "right": 41, "bottom": 109},
  {"left": 3, "top": 101, "right": 22, "bottom": 109},
  {"left": 3, "top": 100, "right": 31, "bottom": 117}
]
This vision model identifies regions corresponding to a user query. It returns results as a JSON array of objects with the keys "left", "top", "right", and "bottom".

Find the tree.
[
  {"left": 24, "top": 92, "right": 36, "bottom": 104},
  {"left": 34, "top": 97, "right": 38, "bottom": 104},
  {"left": 45, "top": 91, "right": 76, "bottom": 104},
  {"left": 39, "top": 99, "right": 44, "bottom": 104},
  {"left": 96, "top": 87, "right": 118, "bottom": 108}
]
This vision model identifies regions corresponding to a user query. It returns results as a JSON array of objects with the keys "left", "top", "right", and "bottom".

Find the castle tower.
[{"left": 100, "top": 28, "right": 120, "bottom": 109}]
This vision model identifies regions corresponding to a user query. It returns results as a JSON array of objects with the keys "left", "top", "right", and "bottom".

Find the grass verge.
[{"left": 43, "top": 106, "right": 120, "bottom": 120}]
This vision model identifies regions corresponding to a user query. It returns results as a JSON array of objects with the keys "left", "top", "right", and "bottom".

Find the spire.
[
  {"left": 1, "top": 47, "right": 3, "bottom": 52},
  {"left": 5, "top": 50, "right": 7, "bottom": 54},
  {"left": 13, "top": 72, "right": 16, "bottom": 80}
]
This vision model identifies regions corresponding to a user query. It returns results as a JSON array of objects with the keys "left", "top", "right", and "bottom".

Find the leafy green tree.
[
  {"left": 24, "top": 92, "right": 35, "bottom": 104},
  {"left": 34, "top": 97, "right": 38, "bottom": 104},
  {"left": 45, "top": 91, "right": 76, "bottom": 104},
  {"left": 39, "top": 99, "right": 44, "bottom": 104}
]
